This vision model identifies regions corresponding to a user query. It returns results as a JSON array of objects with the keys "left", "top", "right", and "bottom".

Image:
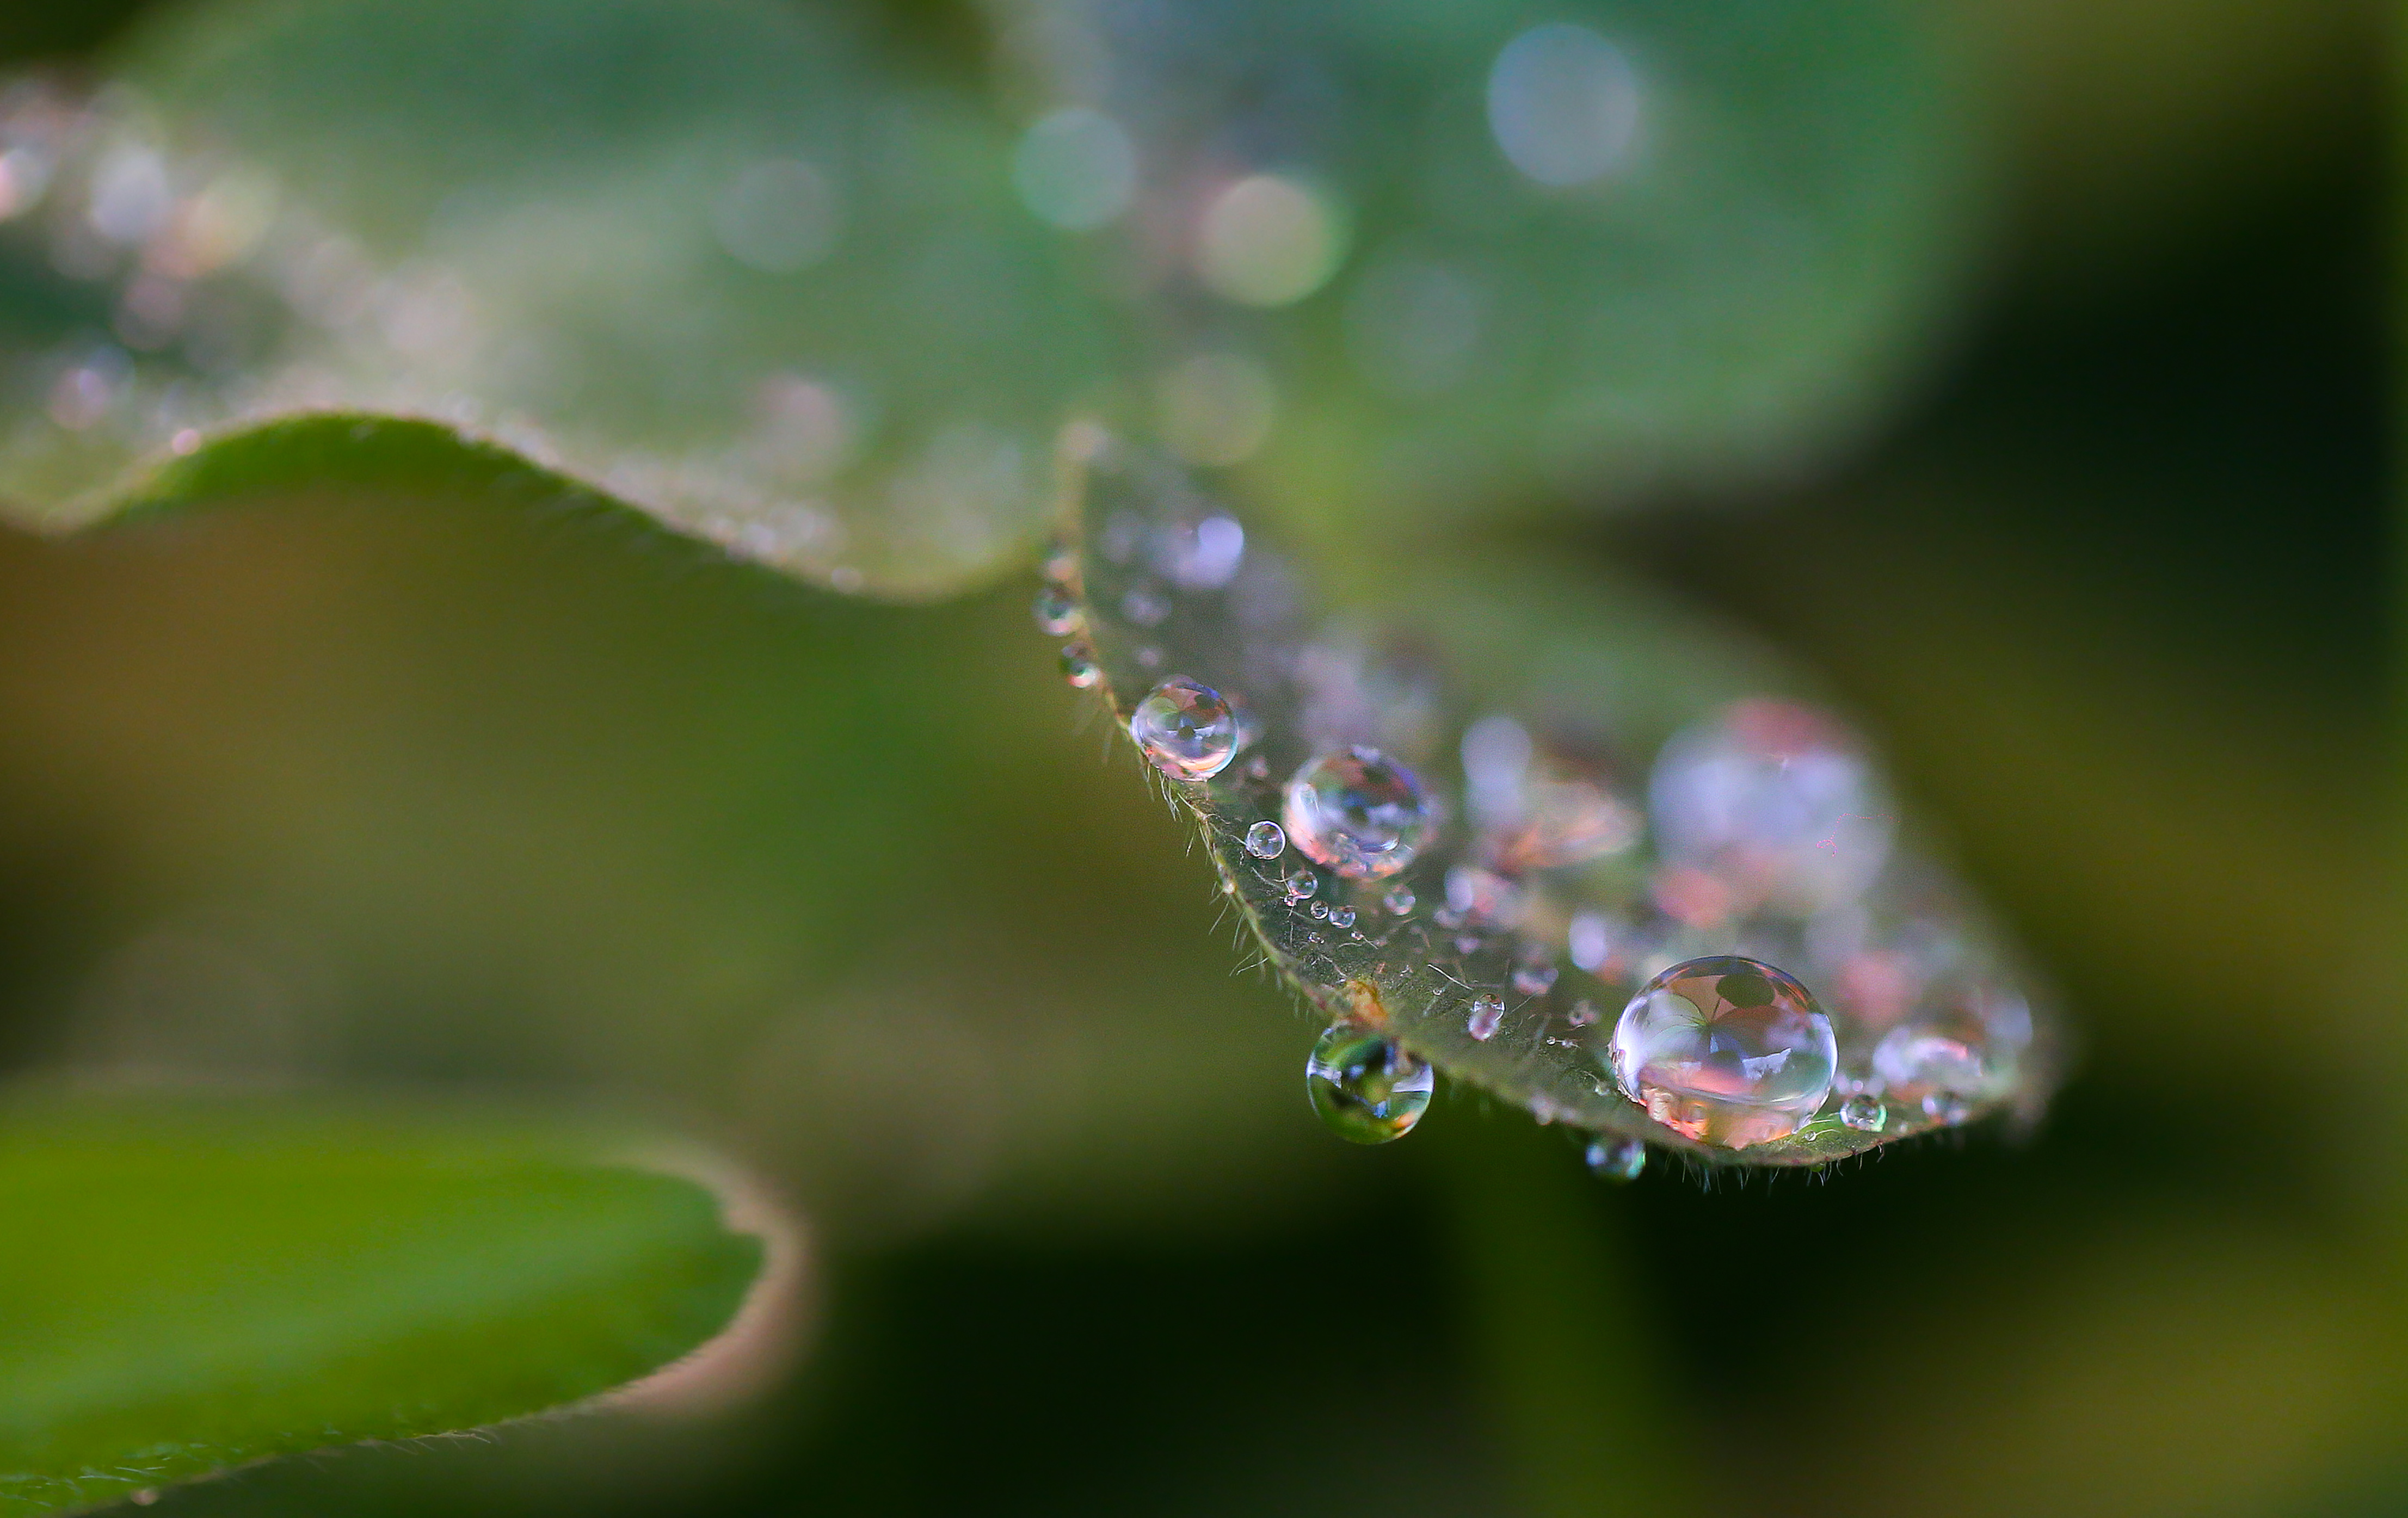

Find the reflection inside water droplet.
[
  {"left": 1283, "top": 746, "right": 1433, "bottom": 880},
  {"left": 1609, "top": 955, "right": 1836, "bottom": 1149},
  {"left": 1307, "top": 1022, "right": 1433, "bottom": 1144},
  {"left": 1130, "top": 676, "right": 1237, "bottom": 781}
]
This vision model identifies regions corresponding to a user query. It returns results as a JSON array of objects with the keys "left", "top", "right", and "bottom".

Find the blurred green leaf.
[
  {"left": 0, "top": 1093, "right": 767, "bottom": 1516},
  {"left": 993, "top": 0, "right": 1975, "bottom": 551},
  {"left": 0, "top": 0, "right": 1113, "bottom": 597}
]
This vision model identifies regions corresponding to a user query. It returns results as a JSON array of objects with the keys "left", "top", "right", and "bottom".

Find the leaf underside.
[{"left": 1062, "top": 431, "right": 2061, "bottom": 1167}]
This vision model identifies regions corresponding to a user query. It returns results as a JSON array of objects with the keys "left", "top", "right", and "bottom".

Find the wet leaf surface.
[{"left": 1062, "top": 430, "right": 2060, "bottom": 1167}]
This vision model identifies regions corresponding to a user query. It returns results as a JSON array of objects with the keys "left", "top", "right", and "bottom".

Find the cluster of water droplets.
[{"left": 1042, "top": 428, "right": 2054, "bottom": 1173}]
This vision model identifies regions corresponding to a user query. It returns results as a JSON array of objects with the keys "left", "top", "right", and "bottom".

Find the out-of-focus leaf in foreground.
[
  {"left": 0, "top": 1093, "right": 773, "bottom": 1516},
  {"left": 990, "top": 0, "right": 1973, "bottom": 545},
  {"left": 0, "top": 0, "right": 1111, "bottom": 597},
  {"left": 1056, "top": 430, "right": 2059, "bottom": 1169}
]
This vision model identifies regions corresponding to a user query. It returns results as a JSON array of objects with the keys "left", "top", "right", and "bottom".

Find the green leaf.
[
  {"left": 1060, "top": 431, "right": 2059, "bottom": 1167},
  {"left": 0, "top": 0, "right": 1113, "bottom": 598},
  {"left": 0, "top": 1092, "right": 770, "bottom": 1516},
  {"left": 995, "top": 0, "right": 1975, "bottom": 547}
]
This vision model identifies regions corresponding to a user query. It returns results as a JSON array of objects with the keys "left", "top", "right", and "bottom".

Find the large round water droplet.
[
  {"left": 1608, "top": 954, "right": 1836, "bottom": 1149},
  {"left": 1306, "top": 1023, "right": 1434, "bottom": 1144},
  {"left": 1129, "top": 677, "right": 1238, "bottom": 781},
  {"left": 1282, "top": 746, "right": 1434, "bottom": 880},
  {"left": 1244, "top": 820, "right": 1286, "bottom": 859}
]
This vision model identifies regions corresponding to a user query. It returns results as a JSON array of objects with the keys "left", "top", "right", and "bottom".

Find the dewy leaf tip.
[{"left": 1045, "top": 425, "right": 2062, "bottom": 1171}]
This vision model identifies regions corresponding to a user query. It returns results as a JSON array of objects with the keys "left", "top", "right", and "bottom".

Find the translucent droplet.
[
  {"left": 1245, "top": 820, "right": 1286, "bottom": 859},
  {"left": 1566, "top": 998, "right": 1599, "bottom": 1028},
  {"left": 1511, "top": 961, "right": 1557, "bottom": 997},
  {"left": 1488, "top": 23, "right": 1645, "bottom": 189},
  {"left": 1283, "top": 746, "right": 1434, "bottom": 880},
  {"left": 1584, "top": 1136, "right": 1646, "bottom": 1183},
  {"left": 1033, "top": 587, "right": 1081, "bottom": 637},
  {"left": 1284, "top": 869, "right": 1319, "bottom": 900},
  {"left": 1195, "top": 173, "right": 1346, "bottom": 308},
  {"left": 1923, "top": 1091, "right": 1972, "bottom": 1126},
  {"left": 1120, "top": 583, "right": 1171, "bottom": 627},
  {"left": 1129, "top": 677, "right": 1238, "bottom": 781},
  {"left": 1327, "top": 905, "right": 1356, "bottom": 929},
  {"left": 1041, "top": 539, "right": 1079, "bottom": 585},
  {"left": 1567, "top": 910, "right": 1612, "bottom": 972},
  {"left": 1649, "top": 700, "right": 1890, "bottom": 915},
  {"left": 1060, "top": 643, "right": 1102, "bottom": 688},
  {"left": 1290, "top": 745, "right": 1435, "bottom": 880},
  {"left": 1012, "top": 106, "right": 1137, "bottom": 231},
  {"left": 1382, "top": 886, "right": 1416, "bottom": 916},
  {"left": 1308, "top": 899, "right": 1329, "bottom": 920},
  {"left": 1307, "top": 1023, "right": 1434, "bottom": 1144},
  {"left": 1467, "top": 992, "right": 1505, "bottom": 1041},
  {"left": 1871, "top": 985, "right": 2031, "bottom": 1108},
  {"left": 1608, "top": 955, "right": 1836, "bottom": 1149},
  {"left": 1839, "top": 1093, "right": 1886, "bottom": 1132}
]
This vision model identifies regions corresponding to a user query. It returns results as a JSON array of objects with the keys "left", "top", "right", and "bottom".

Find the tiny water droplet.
[
  {"left": 1839, "top": 1093, "right": 1886, "bottom": 1132},
  {"left": 1136, "top": 645, "right": 1165, "bottom": 670},
  {"left": 1245, "top": 820, "right": 1286, "bottom": 858},
  {"left": 1609, "top": 955, "right": 1836, "bottom": 1149},
  {"left": 1243, "top": 754, "right": 1271, "bottom": 782},
  {"left": 1467, "top": 992, "right": 1505, "bottom": 1040},
  {"left": 1327, "top": 905, "right": 1356, "bottom": 929},
  {"left": 1511, "top": 961, "right": 1557, "bottom": 997},
  {"left": 1283, "top": 746, "right": 1434, "bottom": 880},
  {"left": 1454, "top": 935, "right": 1483, "bottom": 958},
  {"left": 1121, "top": 583, "right": 1171, "bottom": 627},
  {"left": 1060, "top": 643, "right": 1101, "bottom": 687},
  {"left": 1923, "top": 1091, "right": 1972, "bottom": 1126},
  {"left": 1382, "top": 886, "right": 1416, "bottom": 916},
  {"left": 1130, "top": 677, "right": 1238, "bottom": 781},
  {"left": 1567, "top": 910, "right": 1612, "bottom": 971},
  {"left": 1033, "top": 587, "right": 1081, "bottom": 637},
  {"left": 1308, "top": 899, "right": 1329, "bottom": 920},
  {"left": 1871, "top": 986, "right": 2030, "bottom": 1108},
  {"left": 1566, "top": 998, "right": 1599, "bottom": 1027},
  {"left": 1307, "top": 1022, "right": 1434, "bottom": 1143},
  {"left": 1585, "top": 1136, "right": 1646, "bottom": 1182},
  {"left": 1041, "top": 538, "right": 1079, "bottom": 585},
  {"left": 1284, "top": 869, "right": 1319, "bottom": 900}
]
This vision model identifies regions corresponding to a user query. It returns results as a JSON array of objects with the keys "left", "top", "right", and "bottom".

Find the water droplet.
[
  {"left": 1307, "top": 1023, "right": 1434, "bottom": 1144},
  {"left": 1130, "top": 677, "right": 1238, "bottom": 781},
  {"left": 1567, "top": 910, "right": 1612, "bottom": 972},
  {"left": 1245, "top": 820, "right": 1286, "bottom": 859},
  {"left": 1454, "top": 935, "right": 1483, "bottom": 958},
  {"left": 1283, "top": 746, "right": 1434, "bottom": 880},
  {"left": 1308, "top": 899, "right": 1329, "bottom": 920},
  {"left": 1135, "top": 645, "right": 1165, "bottom": 670},
  {"left": 1649, "top": 700, "right": 1890, "bottom": 915},
  {"left": 1195, "top": 173, "right": 1346, "bottom": 308},
  {"left": 1585, "top": 1136, "right": 1646, "bottom": 1182},
  {"left": 1839, "top": 1093, "right": 1886, "bottom": 1132},
  {"left": 1060, "top": 643, "right": 1101, "bottom": 688},
  {"left": 1444, "top": 866, "right": 1522, "bottom": 927},
  {"left": 1013, "top": 106, "right": 1137, "bottom": 231},
  {"left": 1871, "top": 986, "right": 2030, "bottom": 1108},
  {"left": 1488, "top": 23, "right": 1645, "bottom": 189},
  {"left": 1284, "top": 869, "right": 1319, "bottom": 901},
  {"left": 1033, "top": 587, "right": 1081, "bottom": 637},
  {"left": 1382, "top": 886, "right": 1417, "bottom": 916},
  {"left": 1467, "top": 992, "right": 1505, "bottom": 1041},
  {"left": 1120, "top": 583, "right": 1171, "bottom": 627},
  {"left": 1327, "top": 905, "right": 1356, "bottom": 929},
  {"left": 1041, "top": 539, "right": 1079, "bottom": 585},
  {"left": 1922, "top": 1091, "right": 1972, "bottom": 1126},
  {"left": 1243, "top": 753, "right": 1271, "bottom": 782},
  {"left": 1608, "top": 955, "right": 1836, "bottom": 1149},
  {"left": 1511, "top": 961, "right": 1558, "bottom": 997}
]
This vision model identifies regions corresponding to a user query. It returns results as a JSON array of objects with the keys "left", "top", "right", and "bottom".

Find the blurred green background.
[{"left": 0, "top": 0, "right": 2392, "bottom": 1514}]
